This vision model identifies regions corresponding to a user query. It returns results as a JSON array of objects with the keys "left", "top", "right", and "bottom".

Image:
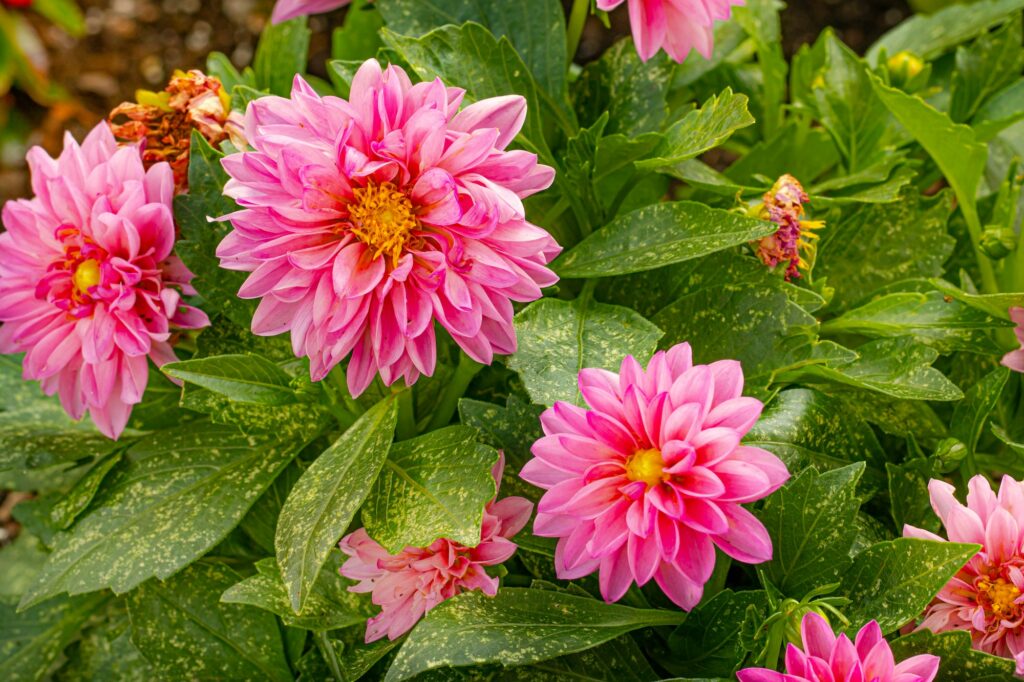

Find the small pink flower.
[
  {"left": 339, "top": 455, "right": 533, "bottom": 642},
  {"left": 0, "top": 124, "right": 209, "bottom": 439},
  {"left": 737, "top": 612, "right": 940, "bottom": 682},
  {"left": 1002, "top": 307, "right": 1024, "bottom": 373},
  {"left": 904, "top": 475, "right": 1024, "bottom": 674},
  {"left": 272, "top": 0, "right": 352, "bottom": 23},
  {"left": 217, "top": 60, "right": 559, "bottom": 397},
  {"left": 596, "top": 0, "right": 745, "bottom": 63},
  {"left": 520, "top": 342, "right": 789, "bottom": 609}
]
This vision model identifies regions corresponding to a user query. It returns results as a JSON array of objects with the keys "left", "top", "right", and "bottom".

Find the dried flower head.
[{"left": 752, "top": 174, "right": 824, "bottom": 281}]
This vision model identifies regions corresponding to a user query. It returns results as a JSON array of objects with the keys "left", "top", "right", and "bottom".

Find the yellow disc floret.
[
  {"left": 349, "top": 182, "right": 419, "bottom": 267},
  {"left": 625, "top": 448, "right": 665, "bottom": 487},
  {"left": 978, "top": 577, "right": 1022, "bottom": 622},
  {"left": 72, "top": 259, "right": 102, "bottom": 295}
]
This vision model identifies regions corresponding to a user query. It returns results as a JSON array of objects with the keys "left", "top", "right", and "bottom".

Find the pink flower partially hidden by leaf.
[
  {"left": 596, "top": 0, "right": 745, "bottom": 63},
  {"left": 271, "top": 0, "right": 352, "bottom": 24},
  {"left": 520, "top": 342, "right": 789, "bottom": 609},
  {"left": 1002, "top": 307, "right": 1024, "bottom": 373},
  {"left": 904, "top": 475, "right": 1024, "bottom": 675},
  {"left": 737, "top": 612, "right": 940, "bottom": 682},
  {"left": 339, "top": 455, "right": 533, "bottom": 642},
  {"left": 0, "top": 124, "right": 209, "bottom": 439},
  {"left": 217, "top": 60, "right": 559, "bottom": 397}
]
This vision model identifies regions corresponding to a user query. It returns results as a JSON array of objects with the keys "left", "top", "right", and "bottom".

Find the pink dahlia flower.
[
  {"left": 339, "top": 455, "right": 533, "bottom": 642},
  {"left": 520, "top": 342, "right": 789, "bottom": 609},
  {"left": 0, "top": 124, "right": 209, "bottom": 439},
  {"left": 217, "top": 60, "right": 559, "bottom": 397},
  {"left": 1003, "top": 307, "right": 1024, "bottom": 373},
  {"left": 737, "top": 612, "right": 940, "bottom": 682},
  {"left": 597, "top": 0, "right": 745, "bottom": 63},
  {"left": 904, "top": 475, "right": 1024, "bottom": 674},
  {"left": 272, "top": 0, "right": 351, "bottom": 24}
]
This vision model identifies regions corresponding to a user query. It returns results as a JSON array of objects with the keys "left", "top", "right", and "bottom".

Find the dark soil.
[{"left": 0, "top": 0, "right": 913, "bottom": 202}]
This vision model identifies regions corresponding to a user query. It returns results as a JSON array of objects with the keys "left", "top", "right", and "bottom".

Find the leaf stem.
[
  {"left": 314, "top": 630, "right": 345, "bottom": 682},
  {"left": 395, "top": 385, "right": 417, "bottom": 441},
  {"left": 426, "top": 353, "right": 483, "bottom": 432},
  {"left": 566, "top": 0, "right": 589, "bottom": 66}
]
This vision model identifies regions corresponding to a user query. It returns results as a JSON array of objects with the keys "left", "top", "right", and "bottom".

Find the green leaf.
[
  {"left": 821, "top": 292, "right": 1012, "bottom": 354},
  {"left": 30, "top": 0, "right": 85, "bottom": 36},
  {"left": 928, "top": 279, "right": 1024, "bottom": 319},
  {"left": 19, "top": 423, "right": 306, "bottom": 609},
  {"left": 384, "top": 588, "right": 684, "bottom": 681},
  {"left": 574, "top": 38, "right": 674, "bottom": 137},
  {"left": 868, "top": 0, "right": 1024, "bottom": 62},
  {"left": 744, "top": 389, "right": 887, "bottom": 476},
  {"left": 784, "top": 338, "right": 964, "bottom": 401},
  {"left": 0, "top": 592, "right": 107, "bottom": 680},
  {"left": 240, "top": 460, "right": 304, "bottom": 554},
  {"left": 0, "top": 533, "right": 47, "bottom": 601},
  {"left": 60, "top": 613, "right": 156, "bottom": 682},
  {"left": 668, "top": 590, "right": 767, "bottom": 677},
  {"left": 951, "top": 367, "right": 1011, "bottom": 457},
  {"left": 636, "top": 89, "right": 754, "bottom": 171},
  {"left": 816, "top": 190, "right": 954, "bottom": 312},
  {"left": 221, "top": 553, "right": 368, "bottom": 631},
  {"left": 509, "top": 297, "right": 663, "bottom": 407},
  {"left": 174, "top": 133, "right": 254, "bottom": 329},
  {"left": 757, "top": 464, "right": 865, "bottom": 599},
  {"left": 889, "top": 629, "right": 1017, "bottom": 681},
  {"left": 949, "top": 16, "right": 1024, "bottom": 123},
  {"left": 276, "top": 398, "right": 397, "bottom": 613},
  {"left": 49, "top": 449, "right": 124, "bottom": 530},
  {"left": 0, "top": 422, "right": 114, "bottom": 472},
  {"left": 163, "top": 354, "right": 301, "bottom": 406},
  {"left": 869, "top": 72, "right": 988, "bottom": 245},
  {"left": 381, "top": 23, "right": 567, "bottom": 163},
  {"left": 254, "top": 17, "right": 310, "bottom": 96},
  {"left": 974, "top": 79, "right": 1024, "bottom": 141},
  {"left": 362, "top": 426, "right": 499, "bottom": 553},
  {"left": 127, "top": 562, "right": 292, "bottom": 682},
  {"left": 377, "top": 0, "right": 570, "bottom": 111},
  {"left": 332, "top": 0, "right": 383, "bottom": 62},
  {"left": 841, "top": 538, "right": 979, "bottom": 634},
  {"left": 554, "top": 201, "right": 774, "bottom": 279}
]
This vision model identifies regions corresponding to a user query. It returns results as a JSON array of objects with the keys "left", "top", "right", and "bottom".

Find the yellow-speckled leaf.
[{"left": 0, "top": 592, "right": 108, "bottom": 680}]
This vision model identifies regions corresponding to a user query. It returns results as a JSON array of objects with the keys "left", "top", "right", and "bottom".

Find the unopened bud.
[{"left": 980, "top": 225, "right": 1017, "bottom": 259}]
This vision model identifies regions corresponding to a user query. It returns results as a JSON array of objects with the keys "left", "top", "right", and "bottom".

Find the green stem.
[
  {"left": 314, "top": 631, "right": 344, "bottom": 682},
  {"left": 426, "top": 353, "right": 483, "bottom": 432},
  {"left": 961, "top": 203, "right": 1000, "bottom": 295},
  {"left": 328, "top": 366, "right": 364, "bottom": 417},
  {"left": 395, "top": 386, "right": 417, "bottom": 441},
  {"left": 566, "top": 0, "right": 589, "bottom": 65}
]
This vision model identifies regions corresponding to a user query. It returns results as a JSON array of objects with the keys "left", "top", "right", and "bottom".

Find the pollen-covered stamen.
[
  {"left": 977, "top": 577, "right": 1022, "bottom": 624},
  {"left": 40, "top": 226, "right": 111, "bottom": 318},
  {"left": 625, "top": 448, "right": 665, "bottom": 487},
  {"left": 72, "top": 259, "right": 102, "bottom": 296},
  {"left": 348, "top": 181, "right": 419, "bottom": 267}
]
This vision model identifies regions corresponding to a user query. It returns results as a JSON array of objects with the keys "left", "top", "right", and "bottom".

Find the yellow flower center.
[
  {"left": 978, "top": 578, "right": 1021, "bottom": 620},
  {"left": 625, "top": 449, "right": 664, "bottom": 487},
  {"left": 348, "top": 182, "right": 418, "bottom": 267},
  {"left": 72, "top": 259, "right": 102, "bottom": 295}
]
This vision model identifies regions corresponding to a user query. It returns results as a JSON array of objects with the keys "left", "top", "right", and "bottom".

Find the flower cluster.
[
  {"left": 216, "top": 59, "right": 560, "bottom": 397},
  {"left": 339, "top": 456, "right": 532, "bottom": 642},
  {"left": 109, "top": 69, "right": 244, "bottom": 193},
  {"left": 599, "top": 0, "right": 745, "bottom": 63},
  {"left": 0, "top": 124, "right": 207, "bottom": 438},
  {"left": 738, "top": 612, "right": 940, "bottom": 682},
  {"left": 520, "top": 342, "right": 789, "bottom": 609},
  {"left": 752, "top": 174, "right": 824, "bottom": 281},
  {"left": 904, "top": 475, "right": 1024, "bottom": 674}
]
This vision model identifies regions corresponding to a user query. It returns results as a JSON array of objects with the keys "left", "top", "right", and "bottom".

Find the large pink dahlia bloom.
[
  {"left": 597, "top": 0, "right": 745, "bottom": 63},
  {"left": 217, "top": 60, "right": 559, "bottom": 396},
  {"left": 0, "top": 123, "right": 208, "bottom": 439},
  {"left": 904, "top": 475, "right": 1024, "bottom": 674},
  {"left": 1002, "top": 307, "right": 1024, "bottom": 373},
  {"left": 271, "top": 0, "right": 351, "bottom": 24},
  {"left": 339, "top": 455, "right": 533, "bottom": 642},
  {"left": 520, "top": 342, "right": 789, "bottom": 609},
  {"left": 737, "top": 612, "right": 940, "bottom": 682}
]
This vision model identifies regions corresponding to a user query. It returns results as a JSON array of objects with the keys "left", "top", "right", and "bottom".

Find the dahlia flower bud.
[
  {"left": 751, "top": 174, "right": 824, "bottom": 281},
  {"left": 108, "top": 69, "right": 245, "bottom": 193}
]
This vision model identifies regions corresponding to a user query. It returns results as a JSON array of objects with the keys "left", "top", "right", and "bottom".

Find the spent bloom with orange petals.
[
  {"left": 520, "top": 342, "right": 789, "bottom": 609},
  {"left": 752, "top": 174, "right": 824, "bottom": 281},
  {"left": 1002, "top": 307, "right": 1024, "bottom": 373},
  {"left": 339, "top": 455, "right": 532, "bottom": 642},
  {"left": 737, "top": 612, "right": 940, "bottom": 682},
  {"left": 596, "top": 0, "right": 745, "bottom": 63},
  {"left": 109, "top": 69, "right": 244, "bottom": 193},
  {"left": 904, "top": 475, "right": 1024, "bottom": 674}
]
